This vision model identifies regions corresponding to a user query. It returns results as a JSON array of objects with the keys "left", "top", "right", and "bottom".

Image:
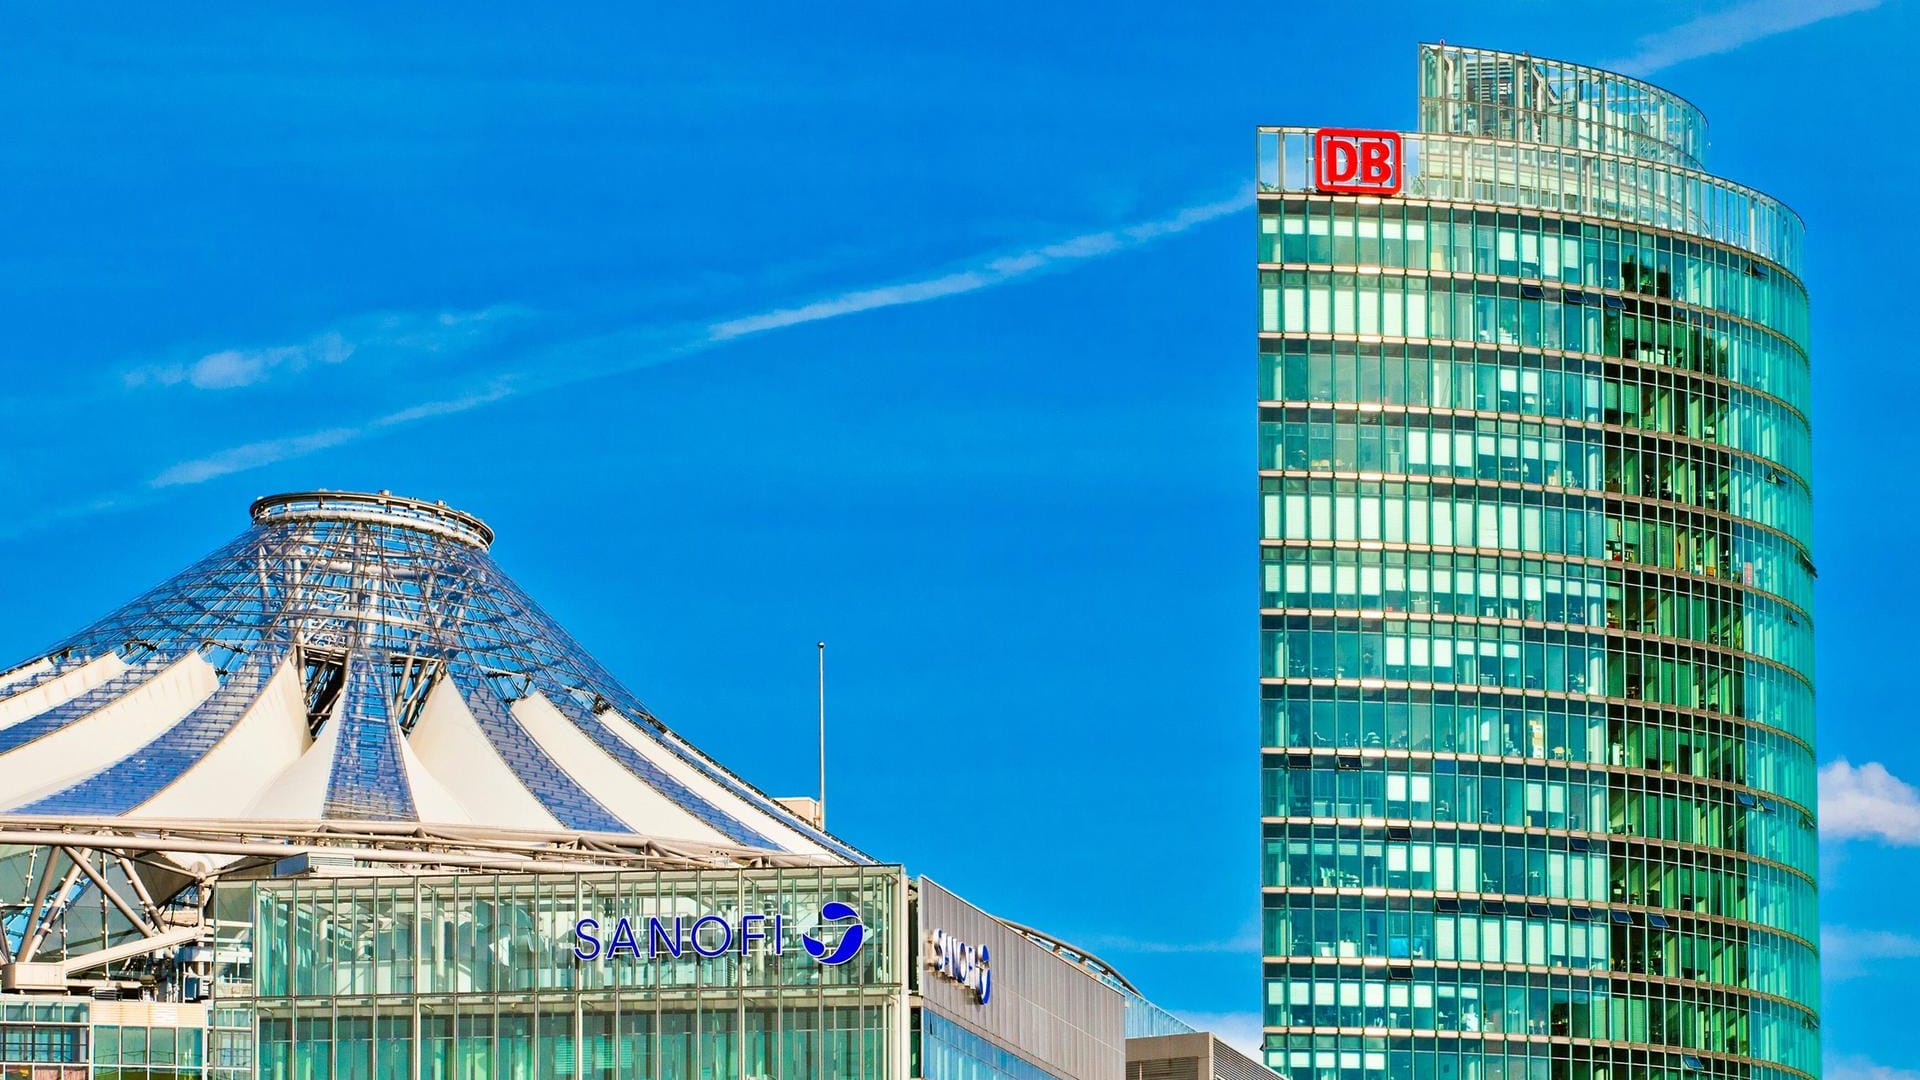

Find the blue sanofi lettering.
[
  {"left": 575, "top": 914, "right": 778, "bottom": 961},
  {"left": 572, "top": 906, "right": 865, "bottom": 966},
  {"left": 926, "top": 928, "right": 991, "bottom": 1005}
]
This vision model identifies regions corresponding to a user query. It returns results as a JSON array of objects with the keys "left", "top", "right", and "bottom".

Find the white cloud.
[
  {"left": 706, "top": 190, "right": 1250, "bottom": 341},
  {"left": 1172, "top": 1011, "right": 1264, "bottom": 1061},
  {"left": 147, "top": 427, "right": 365, "bottom": 488},
  {"left": 375, "top": 382, "right": 519, "bottom": 427},
  {"left": 122, "top": 305, "right": 526, "bottom": 392},
  {"left": 148, "top": 382, "right": 517, "bottom": 488},
  {"left": 1822, "top": 925, "right": 1920, "bottom": 980},
  {"left": 125, "top": 331, "right": 354, "bottom": 390},
  {"left": 1827, "top": 1056, "right": 1920, "bottom": 1080},
  {"left": 130, "top": 188, "right": 1246, "bottom": 492},
  {"left": 0, "top": 493, "right": 137, "bottom": 543},
  {"left": 1820, "top": 759, "right": 1920, "bottom": 844},
  {"left": 1605, "top": 0, "right": 1883, "bottom": 75},
  {"left": 0, "top": 188, "right": 1246, "bottom": 538}
]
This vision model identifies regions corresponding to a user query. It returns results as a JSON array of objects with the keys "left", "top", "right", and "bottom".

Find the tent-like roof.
[{"left": 0, "top": 490, "right": 865, "bottom": 864}]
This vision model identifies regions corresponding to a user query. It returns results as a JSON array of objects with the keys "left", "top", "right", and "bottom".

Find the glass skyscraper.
[{"left": 1256, "top": 45, "right": 1817, "bottom": 1080}]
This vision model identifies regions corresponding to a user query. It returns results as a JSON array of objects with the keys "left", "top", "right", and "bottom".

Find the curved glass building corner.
[{"left": 1254, "top": 44, "right": 1818, "bottom": 1080}]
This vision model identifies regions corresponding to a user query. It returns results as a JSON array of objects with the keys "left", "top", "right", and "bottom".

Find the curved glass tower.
[{"left": 1255, "top": 46, "right": 1817, "bottom": 1080}]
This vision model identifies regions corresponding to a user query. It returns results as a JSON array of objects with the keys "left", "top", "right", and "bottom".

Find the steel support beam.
[
  {"left": 112, "top": 854, "right": 161, "bottom": 920},
  {"left": 22, "top": 848, "right": 60, "bottom": 944},
  {"left": 58, "top": 924, "right": 204, "bottom": 979},
  {"left": 60, "top": 847, "right": 156, "bottom": 935},
  {"left": 19, "top": 861, "right": 84, "bottom": 962}
]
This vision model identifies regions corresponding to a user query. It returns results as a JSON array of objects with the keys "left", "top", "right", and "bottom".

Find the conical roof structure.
[{"left": 0, "top": 490, "right": 863, "bottom": 863}]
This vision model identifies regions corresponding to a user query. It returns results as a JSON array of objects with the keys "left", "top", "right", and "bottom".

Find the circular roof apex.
[{"left": 249, "top": 489, "right": 494, "bottom": 549}]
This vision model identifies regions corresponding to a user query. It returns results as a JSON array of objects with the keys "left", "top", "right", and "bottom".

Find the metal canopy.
[{"left": 0, "top": 489, "right": 866, "bottom": 863}]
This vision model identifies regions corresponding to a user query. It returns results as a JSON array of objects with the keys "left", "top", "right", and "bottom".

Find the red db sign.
[{"left": 1314, "top": 129, "right": 1402, "bottom": 195}]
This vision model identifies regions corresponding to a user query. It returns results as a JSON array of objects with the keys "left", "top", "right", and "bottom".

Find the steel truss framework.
[
  {"left": 0, "top": 817, "right": 824, "bottom": 991},
  {"left": 0, "top": 490, "right": 862, "bottom": 860}
]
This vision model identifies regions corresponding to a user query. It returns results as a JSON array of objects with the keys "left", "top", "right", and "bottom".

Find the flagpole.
[{"left": 817, "top": 641, "right": 827, "bottom": 829}]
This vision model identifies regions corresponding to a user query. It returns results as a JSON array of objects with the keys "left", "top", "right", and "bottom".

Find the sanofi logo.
[
  {"left": 573, "top": 904, "right": 866, "bottom": 966},
  {"left": 801, "top": 901, "right": 865, "bottom": 966}
]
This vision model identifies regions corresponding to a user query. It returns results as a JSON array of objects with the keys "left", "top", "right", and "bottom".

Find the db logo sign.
[{"left": 1314, "top": 129, "right": 1402, "bottom": 196}]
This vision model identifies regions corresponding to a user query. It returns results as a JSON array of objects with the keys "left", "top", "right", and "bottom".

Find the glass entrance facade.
[
  {"left": 0, "top": 856, "right": 1175, "bottom": 1080},
  {"left": 1255, "top": 45, "right": 1818, "bottom": 1080},
  {"left": 207, "top": 866, "right": 906, "bottom": 1080}
]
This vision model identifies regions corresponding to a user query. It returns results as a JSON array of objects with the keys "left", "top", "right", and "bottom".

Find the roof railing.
[{"left": 250, "top": 489, "right": 495, "bottom": 549}]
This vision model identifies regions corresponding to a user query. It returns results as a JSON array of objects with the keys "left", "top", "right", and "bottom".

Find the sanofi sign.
[
  {"left": 926, "top": 928, "right": 991, "bottom": 1005},
  {"left": 572, "top": 902, "right": 866, "bottom": 965}
]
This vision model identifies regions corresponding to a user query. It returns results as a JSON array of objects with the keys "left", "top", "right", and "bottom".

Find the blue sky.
[{"left": 0, "top": 0, "right": 1912, "bottom": 1073}]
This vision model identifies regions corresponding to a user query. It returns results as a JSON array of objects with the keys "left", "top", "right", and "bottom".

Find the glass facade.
[
  {"left": 1122, "top": 997, "right": 1198, "bottom": 1042},
  {"left": 206, "top": 866, "right": 906, "bottom": 1080},
  {"left": 94, "top": 1024, "right": 204, "bottom": 1080},
  {"left": 0, "top": 1001, "right": 89, "bottom": 1080},
  {"left": 916, "top": 1014, "right": 1065, "bottom": 1080},
  {"left": 0, "top": 863, "right": 1134, "bottom": 1080},
  {"left": 1255, "top": 45, "right": 1817, "bottom": 1080},
  {"left": 0, "top": 1002, "right": 206, "bottom": 1080}
]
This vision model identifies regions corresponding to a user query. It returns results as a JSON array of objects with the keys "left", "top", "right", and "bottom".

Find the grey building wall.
[
  {"left": 1127, "top": 1033, "right": 1277, "bottom": 1080},
  {"left": 1126, "top": 1032, "right": 1211, "bottom": 1080},
  {"left": 917, "top": 878, "right": 1124, "bottom": 1080},
  {"left": 1206, "top": 1040, "right": 1274, "bottom": 1080}
]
